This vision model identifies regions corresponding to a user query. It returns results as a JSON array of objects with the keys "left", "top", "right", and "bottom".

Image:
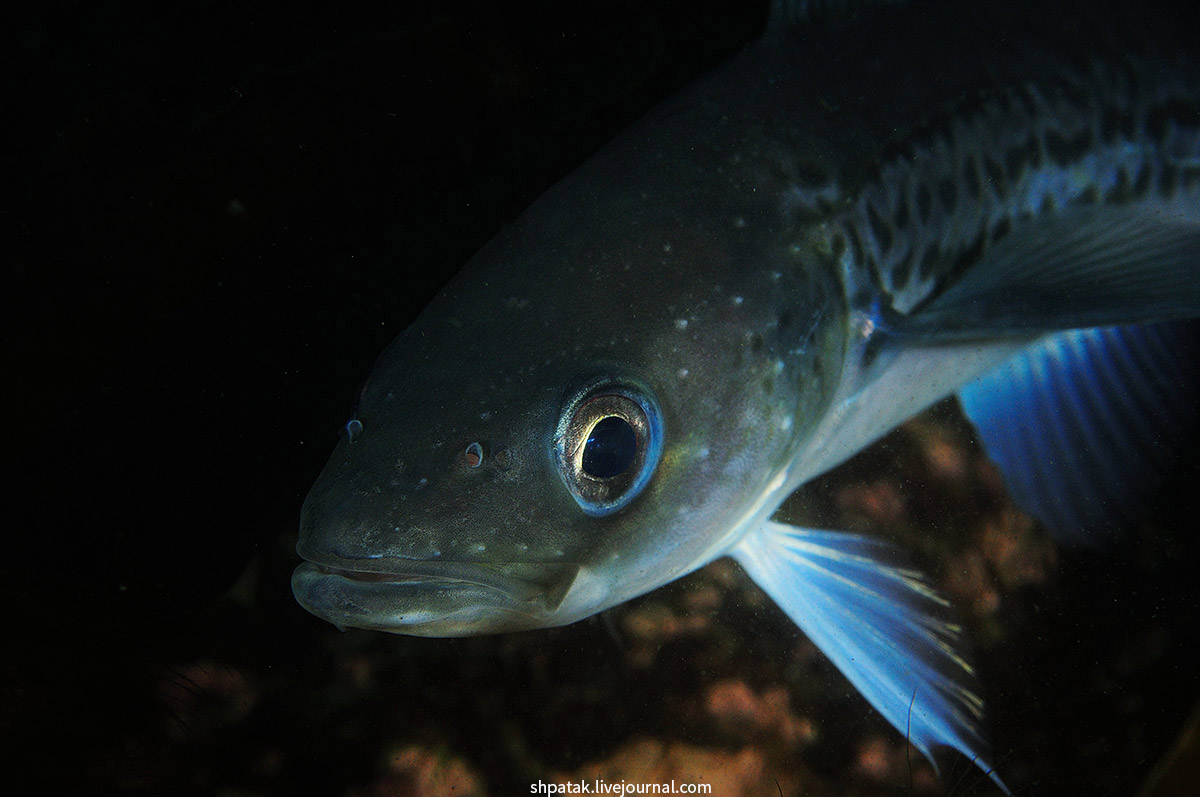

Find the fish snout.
[{"left": 290, "top": 557, "right": 582, "bottom": 636}]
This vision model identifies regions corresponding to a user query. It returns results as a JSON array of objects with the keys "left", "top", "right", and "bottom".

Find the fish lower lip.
[
  {"left": 290, "top": 558, "right": 583, "bottom": 636},
  {"left": 314, "top": 563, "right": 447, "bottom": 584},
  {"left": 299, "top": 557, "right": 535, "bottom": 593}
]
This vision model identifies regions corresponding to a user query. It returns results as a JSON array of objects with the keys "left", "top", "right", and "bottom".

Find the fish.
[{"left": 293, "top": 0, "right": 1200, "bottom": 789}]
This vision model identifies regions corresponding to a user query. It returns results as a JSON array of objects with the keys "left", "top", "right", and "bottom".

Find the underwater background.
[{"left": 7, "top": 1, "right": 1200, "bottom": 793}]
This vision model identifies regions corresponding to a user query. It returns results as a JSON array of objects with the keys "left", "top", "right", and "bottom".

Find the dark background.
[{"left": 7, "top": 1, "right": 1199, "bottom": 794}]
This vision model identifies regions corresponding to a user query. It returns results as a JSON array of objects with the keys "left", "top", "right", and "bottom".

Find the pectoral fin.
[
  {"left": 958, "top": 322, "right": 1199, "bottom": 547},
  {"left": 731, "top": 520, "right": 1007, "bottom": 792},
  {"left": 899, "top": 203, "right": 1200, "bottom": 340}
]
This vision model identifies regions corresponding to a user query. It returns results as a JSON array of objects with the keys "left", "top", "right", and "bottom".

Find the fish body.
[{"left": 294, "top": 0, "right": 1200, "bottom": 786}]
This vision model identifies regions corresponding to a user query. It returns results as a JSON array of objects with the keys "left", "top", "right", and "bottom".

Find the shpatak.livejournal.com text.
[{"left": 531, "top": 779, "right": 712, "bottom": 794}]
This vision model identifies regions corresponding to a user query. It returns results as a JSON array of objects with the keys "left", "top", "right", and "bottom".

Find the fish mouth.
[{"left": 291, "top": 551, "right": 581, "bottom": 637}]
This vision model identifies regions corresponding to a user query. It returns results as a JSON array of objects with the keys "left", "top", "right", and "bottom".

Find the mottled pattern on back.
[{"left": 818, "top": 55, "right": 1200, "bottom": 314}]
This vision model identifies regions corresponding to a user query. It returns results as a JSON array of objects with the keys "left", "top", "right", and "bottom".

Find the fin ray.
[
  {"left": 958, "top": 322, "right": 1200, "bottom": 547},
  {"left": 732, "top": 521, "right": 1008, "bottom": 792},
  {"left": 899, "top": 204, "right": 1200, "bottom": 339}
]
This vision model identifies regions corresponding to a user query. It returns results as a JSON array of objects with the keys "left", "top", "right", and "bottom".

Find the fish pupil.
[{"left": 581, "top": 416, "right": 637, "bottom": 478}]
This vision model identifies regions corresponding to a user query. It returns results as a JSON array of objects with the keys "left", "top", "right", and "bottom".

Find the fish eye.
[
  {"left": 553, "top": 381, "right": 663, "bottom": 516},
  {"left": 582, "top": 416, "right": 637, "bottom": 478}
]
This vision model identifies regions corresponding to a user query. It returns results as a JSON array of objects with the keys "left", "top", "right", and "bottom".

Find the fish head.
[
  {"left": 292, "top": 351, "right": 682, "bottom": 637},
  {"left": 293, "top": 105, "right": 847, "bottom": 637}
]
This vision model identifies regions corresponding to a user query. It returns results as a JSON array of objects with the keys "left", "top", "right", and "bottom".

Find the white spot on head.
[
  {"left": 677, "top": 367, "right": 689, "bottom": 379},
  {"left": 698, "top": 446, "right": 710, "bottom": 459},
  {"left": 733, "top": 216, "right": 747, "bottom": 228},
  {"left": 781, "top": 415, "right": 793, "bottom": 432},
  {"left": 479, "top": 410, "right": 493, "bottom": 421},
  {"left": 473, "top": 543, "right": 487, "bottom": 553},
  {"left": 663, "top": 242, "right": 673, "bottom": 253},
  {"left": 731, "top": 295, "right": 744, "bottom": 307},
  {"left": 774, "top": 360, "right": 785, "bottom": 374},
  {"left": 674, "top": 318, "right": 688, "bottom": 330}
]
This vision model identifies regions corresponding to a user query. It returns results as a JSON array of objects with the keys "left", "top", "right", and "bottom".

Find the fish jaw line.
[{"left": 290, "top": 554, "right": 582, "bottom": 637}]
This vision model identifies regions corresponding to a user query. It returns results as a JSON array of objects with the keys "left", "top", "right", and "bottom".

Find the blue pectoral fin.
[
  {"left": 731, "top": 521, "right": 1008, "bottom": 793},
  {"left": 958, "top": 322, "right": 1200, "bottom": 548}
]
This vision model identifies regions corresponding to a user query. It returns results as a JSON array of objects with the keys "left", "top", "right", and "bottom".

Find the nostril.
[{"left": 464, "top": 442, "right": 484, "bottom": 468}]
